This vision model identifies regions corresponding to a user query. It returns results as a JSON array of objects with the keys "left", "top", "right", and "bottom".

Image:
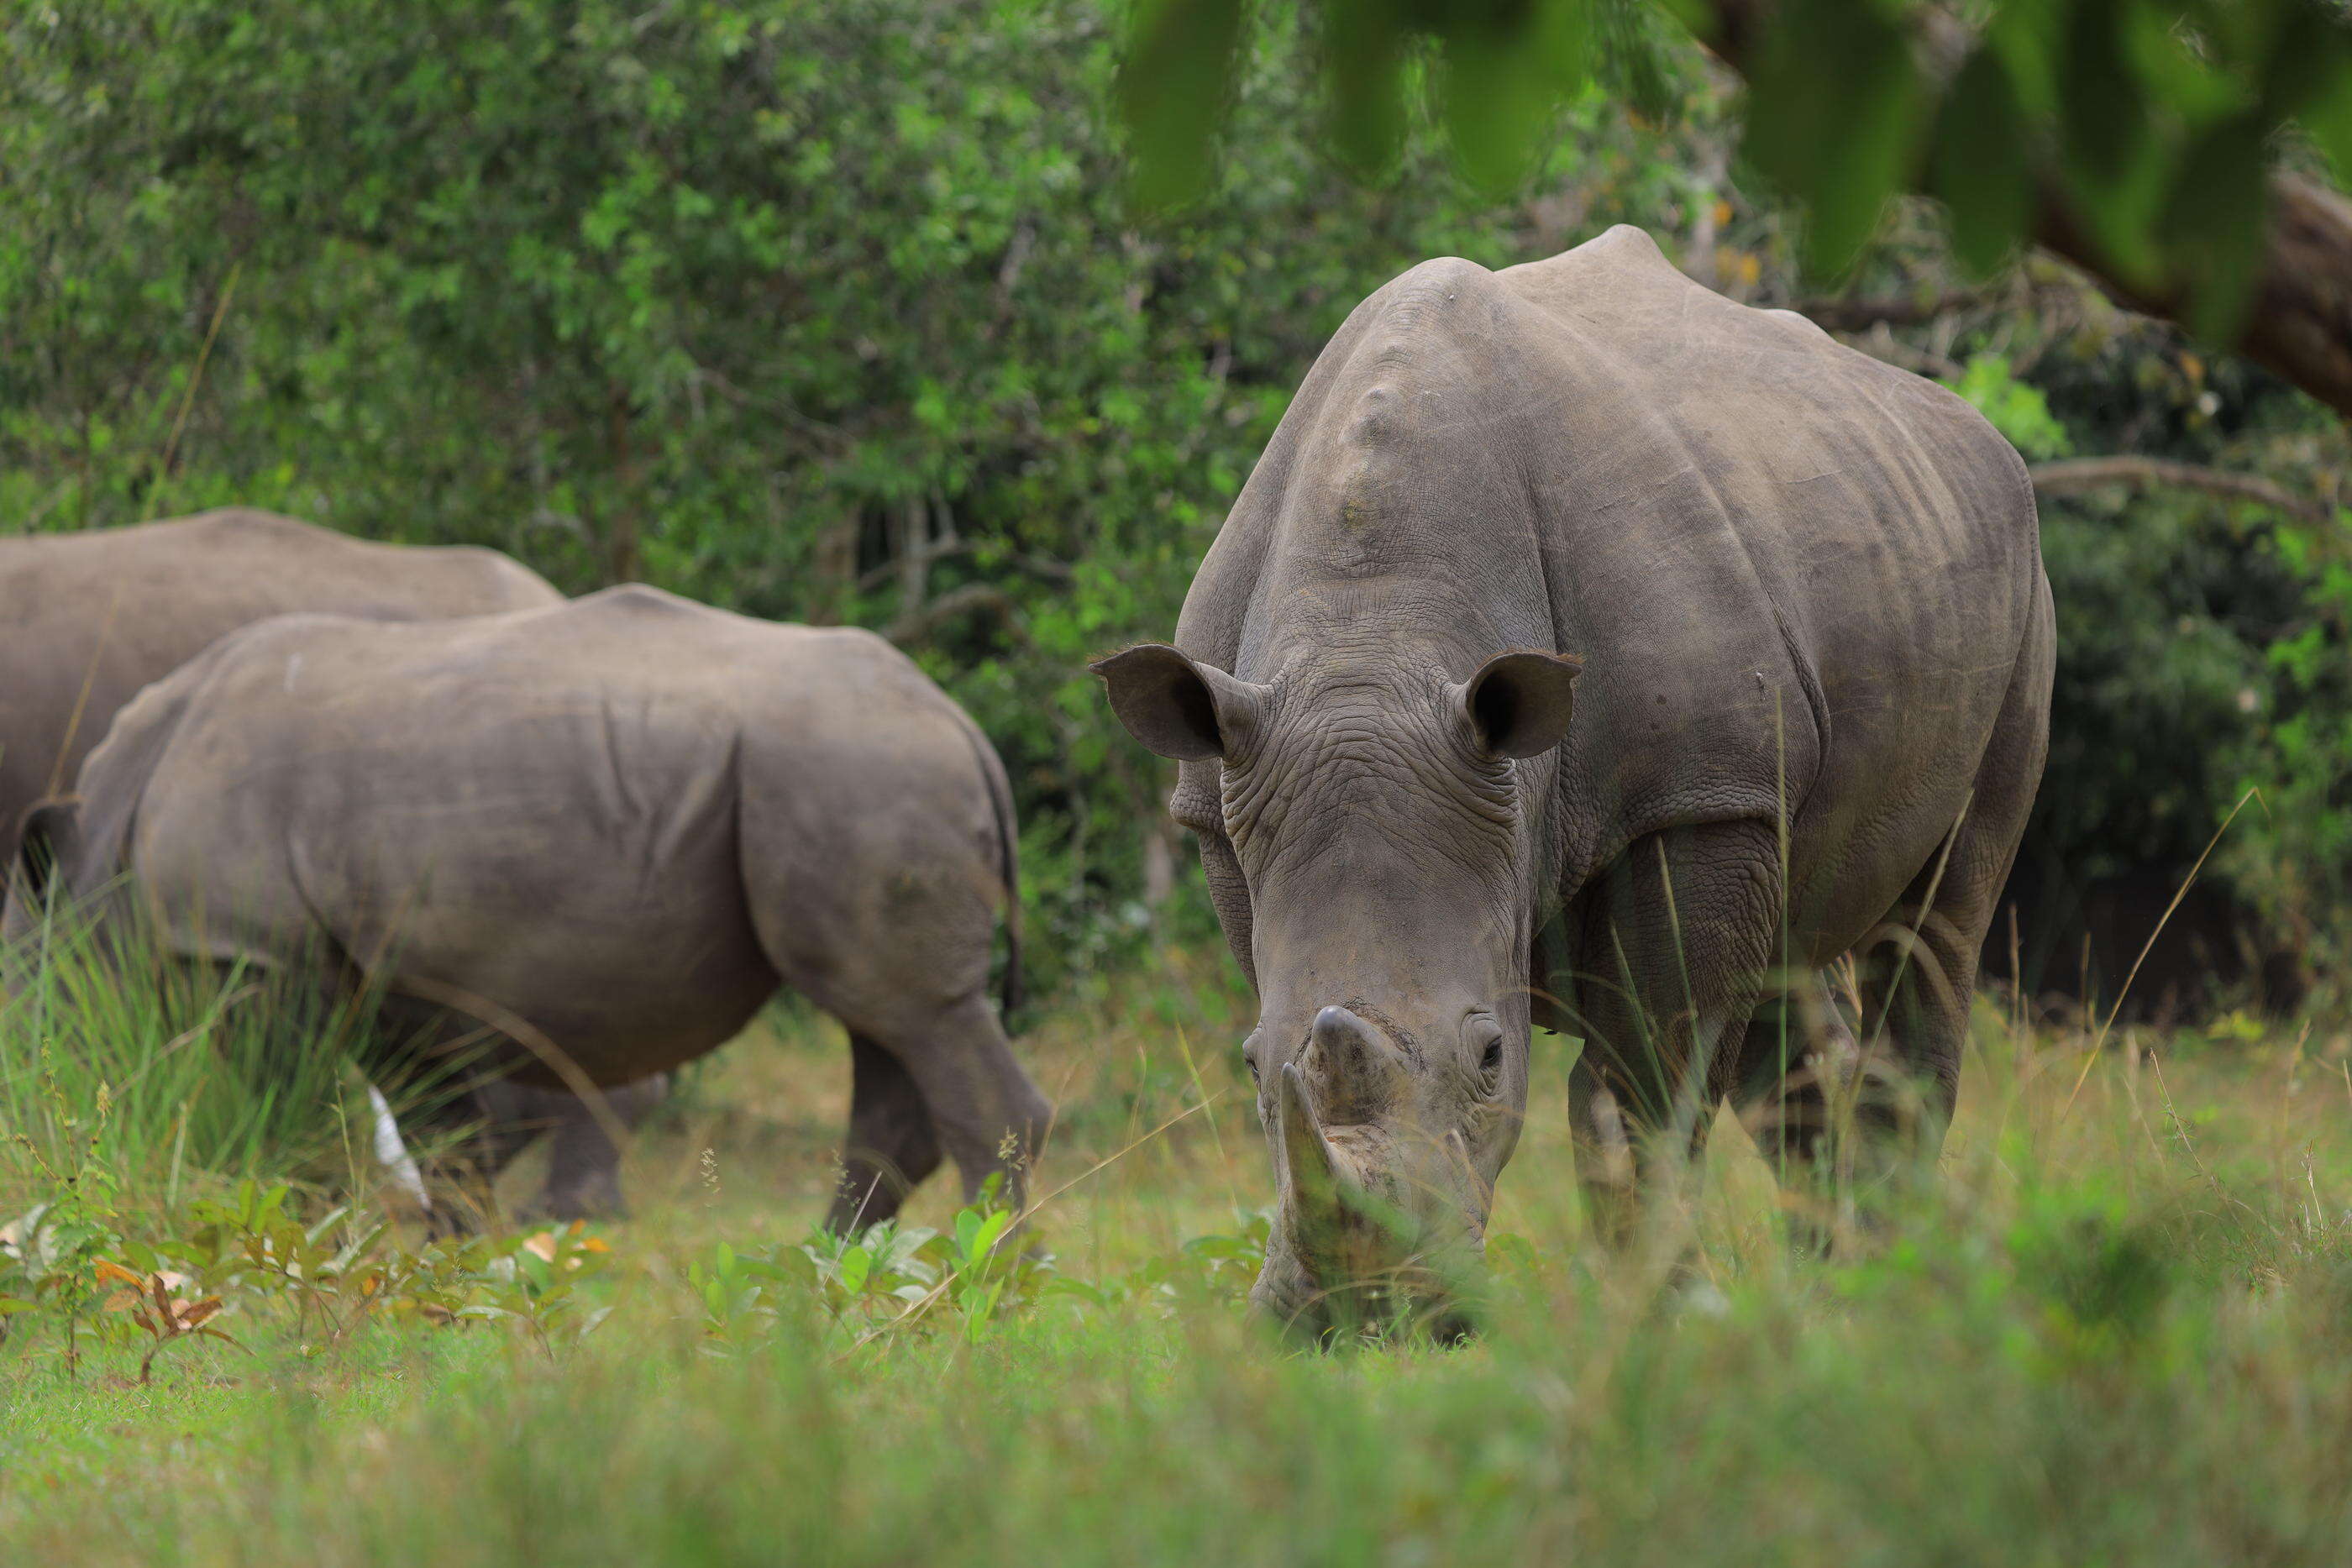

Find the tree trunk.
[{"left": 606, "top": 386, "right": 642, "bottom": 585}]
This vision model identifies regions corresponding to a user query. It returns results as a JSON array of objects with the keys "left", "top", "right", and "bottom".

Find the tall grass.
[
  {"left": 7, "top": 938, "right": 2352, "bottom": 1564},
  {"left": 0, "top": 901, "right": 376, "bottom": 1211}
]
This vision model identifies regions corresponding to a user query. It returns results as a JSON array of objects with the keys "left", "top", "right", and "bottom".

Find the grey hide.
[
  {"left": 3, "top": 584, "right": 1048, "bottom": 1232},
  {"left": 1095, "top": 227, "right": 2053, "bottom": 1338},
  {"left": 0, "top": 508, "right": 644, "bottom": 1216},
  {"left": 0, "top": 509, "right": 556, "bottom": 863}
]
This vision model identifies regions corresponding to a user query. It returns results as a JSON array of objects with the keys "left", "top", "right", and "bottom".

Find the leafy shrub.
[
  {"left": 0, "top": 0, "right": 1709, "bottom": 989},
  {"left": 1945, "top": 354, "right": 2072, "bottom": 461}
]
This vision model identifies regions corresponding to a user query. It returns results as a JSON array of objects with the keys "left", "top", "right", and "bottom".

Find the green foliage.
[
  {"left": 0, "top": 1169, "right": 1269, "bottom": 1380},
  {"left": 1943, "top": 353, "right": 2073, "bottom": 460},
  {"left": 2226, "top": 516, "right": 2352, "bottom": 955},
  {"left": 1, "top": 906, "right": 379, "bottom": 1204},
  {"left": 5, "top": 0, "right": 2346, "bottom": 996},
  {"left": 2013, "top": 326, "right": 2352, "bottom": 976},
  {"left": 1, "top": 1178, "right": 621, "bottom": 1379},
  {"left": 1128, "top": 0, "right": 1694, "bottom": 199},
  {"left": 0, "top": 0, "right": 1703, "bottom": 989},
  {"left": 685, "top": 1182, "right": 1268, "bottom": 1350},
  {"left": 10, "top": 1013, "right": 2352, "bottom": 1563},
  {"left": 1125, "top": 0, "right": 2352, "bottom": 325}
]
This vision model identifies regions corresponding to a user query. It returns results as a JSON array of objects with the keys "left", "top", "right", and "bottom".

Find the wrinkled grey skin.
[
  {"left": 4, "top": 585, "right": 1047, "bottom": 1232},
  {"left": 1096, "top": 228, "right": 2053, "bottom": 1339},
  {"left": 0, "top": 508, "right": 638, "bottom": 1215}
]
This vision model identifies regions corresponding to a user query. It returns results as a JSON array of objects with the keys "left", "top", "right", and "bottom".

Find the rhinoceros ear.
[
  {"left": 1457, "top": 650, "right": 1583, "bottom": 759},
  {"left": 1091, "top": 643, "right": 1266, "bottom": 762}
]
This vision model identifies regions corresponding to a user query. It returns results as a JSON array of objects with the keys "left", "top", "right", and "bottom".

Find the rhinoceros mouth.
[
  {"left": 1263, "top": 1061, "right": 1490, "bottom": 1343},
  {"left": 1250, "top": 1258, "right": 1484, "bottom": 1347}
]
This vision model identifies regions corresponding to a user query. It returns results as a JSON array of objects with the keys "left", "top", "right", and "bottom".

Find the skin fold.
[{"left": 1098, "top": 227, "right": 2054, "bottom": 1338}]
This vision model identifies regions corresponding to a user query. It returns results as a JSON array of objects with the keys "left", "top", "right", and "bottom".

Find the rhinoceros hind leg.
[
  {"left": 360, "top": 999, "right": 541, "bottom": 1234},
  {"left": 518, "top": 1076, "right": 668, "bottom": 1223},
  {"left": 1862, "top": 616, "right": 2048, "bottom": 1146},
  {"left": 396, "top": 1086, "right": 539, "bottom": 1239},
  {"left": 1731, "top": 971, "right": 1862, "bottom": 1252},
  {"left": 1777, "top": 627, "right": 2050, "bottom": 1234},
  {"left": 825, "top": 1034, "right": 943, "bottom": 1235},
  {"left": 846, "top": 994, "right": 1052, "bottom": 1223}
]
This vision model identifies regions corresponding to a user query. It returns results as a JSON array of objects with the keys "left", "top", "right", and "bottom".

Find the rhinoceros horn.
[{"left": 1277, "top": 1062, "right": 1352, "bottom": 1235}]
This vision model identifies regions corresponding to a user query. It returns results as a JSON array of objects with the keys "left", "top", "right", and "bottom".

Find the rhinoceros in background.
[
  {"left": 1096, "top": 227, "right": 2053, "bottom": 1337},
  {"left": 0, "top": 508, "right": 557, "bottom": 866},
  {"left": 0, "top": 508, "right": 661, "bottom": 1217},
  {"left": 4, "top": 585, "right": 1048, "bottom": 1231}
]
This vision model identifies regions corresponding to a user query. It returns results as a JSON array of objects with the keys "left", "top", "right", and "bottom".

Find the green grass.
[{"left": 8, "top": 943, "right": 2352, "bottom": 1564}]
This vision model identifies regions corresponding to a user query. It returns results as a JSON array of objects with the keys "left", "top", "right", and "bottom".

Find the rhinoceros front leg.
[{"left": 1558, "top": 821, "right": 1783, "bottom": 1251}]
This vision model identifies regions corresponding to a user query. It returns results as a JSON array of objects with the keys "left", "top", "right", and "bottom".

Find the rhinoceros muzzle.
[{"left": 1255, "top": 1005, "right": 1488, "bottom": 1343}]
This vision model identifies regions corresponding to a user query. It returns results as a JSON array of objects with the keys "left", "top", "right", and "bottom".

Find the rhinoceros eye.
[{"left": 1467, "top": 1015, "right": 1506, "bottom": 1093}]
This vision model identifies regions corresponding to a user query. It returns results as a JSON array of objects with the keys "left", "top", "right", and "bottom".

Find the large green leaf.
[
  {"left": 2160, "top": 112, "right": 2274, "bottom": 344},
  {"left": 1319, "top": 0, "right": 1410, "bottom": 177},
  {"left": 1119, "top": 0, "right": 1246, "bottom": 210},
  {"left": 1931, "top": 47, "right": 2036, "bottom": 281},
  {"left": 1741, "top": 0, "right": 1924, "bottom": 274},
  {"left": 1436, "top": 0, "right": 1592, "bottom": 194}
]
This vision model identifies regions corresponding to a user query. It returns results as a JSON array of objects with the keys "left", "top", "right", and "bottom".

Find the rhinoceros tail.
[{"left": 956, "top": 711, "right": 1026, "bottom": 1026}]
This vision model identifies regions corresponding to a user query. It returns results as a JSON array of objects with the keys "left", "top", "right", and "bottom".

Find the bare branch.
[
  {"left": 2029, "top": 457, "right": 2337, "bottom": 525},
  {"left": 884, "top": 583, "right": 1029, "bottom": 647},
  {"left": 854, "top": 538, "right": 969, "bottom": 595},
  {"left": 1795, "top": 283, "right": 2082, "bottom": 333},
  {"left": 1835, "top": 324, "right": 1964, "bottom": 380}
]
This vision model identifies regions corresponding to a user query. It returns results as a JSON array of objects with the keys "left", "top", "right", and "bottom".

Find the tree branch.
[
  {"left": 2036, "top": 172, "right": 2352, "bottom": 422},
  {"left": 1834, "top": 324, "right": 1963, "bottom": 380},
  {"left": 2028, "top": 457, "right": 2336, "bottom": 525},
  {"left": 883, "top": 583, "right": 1029, "bottom": 647},
  {"left": 1794, "top": 281, "right": 2081, "bottom": 333},
  {"left": 1699, "top": 3, "right": 2352, "bottom": 419}
]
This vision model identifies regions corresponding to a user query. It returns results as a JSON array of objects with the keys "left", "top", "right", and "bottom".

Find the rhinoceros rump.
[
  {"left": 1097, "top": 228, "right": 2053, "bottom": 1338},
  {"left": 6, "top": 585, "right": 1049, "bottom": 1230}
]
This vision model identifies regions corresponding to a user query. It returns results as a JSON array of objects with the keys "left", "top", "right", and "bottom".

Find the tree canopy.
[{"left": 3, "top": 0, "right": 2347, "bottom": 1003}]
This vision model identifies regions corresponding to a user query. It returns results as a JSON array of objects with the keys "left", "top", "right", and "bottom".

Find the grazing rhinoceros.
[
  {"left": 4, "top": 585, "right": 1049, "bottom": 1230},
  {"left": 1095, "top": 227, "right": 2053, "bottom": 1337},
  {"left": 0, "top": 508, "right": 660, "bottom": 1216}
]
